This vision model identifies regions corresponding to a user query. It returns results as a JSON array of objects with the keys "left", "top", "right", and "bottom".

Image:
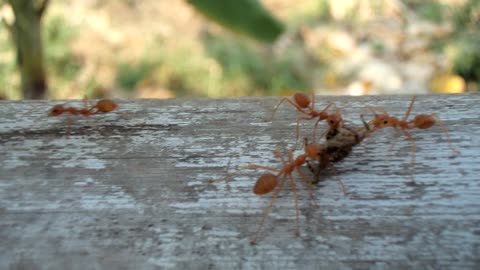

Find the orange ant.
[
  {"left": 48, "top": 99, "right": 118, "bottom": 117},
  {"left": 363, "top": 96, "right": 459, "bottom": 183},
  {"left": 269, "top": 92, "right": 342, "bottom": 146},
  {"left": 211, "top": 143, "right": 322, "bottom": 244},
  {"left": 48, "top": 98, "right": 119, "bottom": 133}
]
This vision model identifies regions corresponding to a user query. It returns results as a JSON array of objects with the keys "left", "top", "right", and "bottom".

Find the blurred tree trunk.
[{"left": 7, "top": 0, "right": 49, "bottom": 99}]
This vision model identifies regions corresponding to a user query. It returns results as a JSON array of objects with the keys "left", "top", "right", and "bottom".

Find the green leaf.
[{"left": 187, "top": 0, "right": 285, "bottom": 43}]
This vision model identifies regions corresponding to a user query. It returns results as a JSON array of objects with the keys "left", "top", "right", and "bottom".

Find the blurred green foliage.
[
  {"left": 2, "top": 0, "right": 480, "bottom": 99},
  {"left": 416, "top": 2, "right": 446, "bottom": 23},
  {"left": 116, "top": 61, "right": 156, "bottom": 91},
  {"left": 42, "top": 15, "right": 84, "bottom": 97},
  {"left": 449, "top": 35, "right": 480, "bottom": 84},
  {"left": 424, "top": 0, "right": 480, "bottom": 85},
  {"left": 44, "top": 16, "right": 80, "bottom": 81},
  {"left": 0, "top": 26, "right": 17, "bottom": 99},
  {"left": 187, "top": 0, "right": 285, "bottom": 43},
  {"left": 202, "top": 34, "right": 312, "bottom": 96}
]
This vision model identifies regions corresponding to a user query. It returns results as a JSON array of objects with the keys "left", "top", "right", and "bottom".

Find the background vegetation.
[{"left": 0, "top": 0, "right": 479, "bottom": 99}]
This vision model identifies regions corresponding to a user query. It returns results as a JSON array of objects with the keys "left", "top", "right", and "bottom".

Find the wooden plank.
[{"left": 0, "top": 94, "right": 479, "bottom": 269}]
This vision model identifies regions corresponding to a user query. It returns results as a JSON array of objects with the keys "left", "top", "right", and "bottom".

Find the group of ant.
[
  {"left": 211, "top": 92, "right": 459, "bottom": 244},
  {"left": 47, "top": 94, "right": 458, "bottom": 244}
]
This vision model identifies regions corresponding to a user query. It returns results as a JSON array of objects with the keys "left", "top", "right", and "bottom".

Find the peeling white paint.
[
  {"left": 3, "top": 157, "right": 29, "bottom": 169},
  {"left": 207, "top": 229, "right": 240, "bottom": 237},
  {"left": 81, "top": 158, "right": 106, "bottom": 170},
  {"left": 73, "top": 177, "right": 96, "bottom": 186},
  {"left": 78, "top": 192, "right": 137, "bottom": 210},
  {"left": 249, "top": 122, "right": 272, "bottom": 127},
  {"left": 0, "top": 96, "right": 479, "bottom": 269}
]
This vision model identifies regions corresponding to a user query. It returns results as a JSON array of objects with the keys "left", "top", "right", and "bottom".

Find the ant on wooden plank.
[
  {"left": 213, "top": 145, "right": 319, "bottom": 245},
  {"left": 362, "top": 96, "right": 459, "bottom": 184},
  {"left": 48, "top": 98, "right": 119, "bottom": 133},
  {"left": 48, "top": 98, "right": 118, "bottom": 117},
  {"left": 269, "top": 92, "right": 342, "bottom": 147}
]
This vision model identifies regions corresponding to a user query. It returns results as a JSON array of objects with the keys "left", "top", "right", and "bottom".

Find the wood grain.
[{"left": 0, "top": 95, "right": 479, "bottom": 269}]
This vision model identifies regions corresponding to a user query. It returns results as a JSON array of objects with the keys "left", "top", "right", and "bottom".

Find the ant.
[
  {"left": 363, "top": 96, "right": 459, "bottom": 184},
  {"left": 211, "top": 142, "right": 322, "bottom": 244},
  {"left": 48, "top": 99, "right": 118, "bottom": 117},
  {"left": 48, "top": 98, "right": 119, "bottom": 133},
  {"left": 269, "top": 92, "right": 342, "bottom": 147}
]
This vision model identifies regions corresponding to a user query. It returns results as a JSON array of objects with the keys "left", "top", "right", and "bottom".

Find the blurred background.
[{"left": 0, "top": 0, "right": 479, "bottom": 100}]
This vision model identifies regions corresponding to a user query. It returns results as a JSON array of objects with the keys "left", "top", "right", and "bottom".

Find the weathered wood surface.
[{"left": 0, "top": 95, "right": 479, "bottom": 270}]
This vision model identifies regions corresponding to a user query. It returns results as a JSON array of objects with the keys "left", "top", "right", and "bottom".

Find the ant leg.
[
  {"left": 306, "top": 160, "right": 320, "bottom": 184},
  {"left": 274, "top": 148, "right": 288, "bottom": 166},
  {"left": 388, "top": 128, "right": 402, "bottom": 152},
  {"left": 311, "top": 118, "right": 324, "bottom": 142},
  {"left": 65, "top": 115, "right": 73, "bottom": 135},
  {"left": 287, "top": 174, "right": 300, "bottom": 237},
  {"left": 317, "top": 102, "right": 336, "bottom": 116},
  {"left": 328, "top": 165, "right": 346, "bottom": 195},
  {"left": 360, "top": 114, "right": 372, "bottom": 133},
  {"left": 245, "top": 164, "right": 280, "bottom": 172},
  {"left": 401, "top": 129, "right": 416, "bottom": 184},
  {"left": 383, "top": 128, "right": 402, "bottom": 168},
  {"left": 83, "top": 95, "right": 95, "bottom": 112},
  {"left": 82, "top": 95, "right": 89, "bottom": 107},
  {"left": 295, "top": 116, "right": 316, "bottom": 149},
  {"left": 316, "top": 127, "right": 330, "bottom": 143},
  {"left": 309, "top": 92, "right": 315, "bottom": 111},
  {"left": 366, "top": 106, "right": 388, "bottom": 115},
  {"left": 270, "top": 149, "right": 305, "bottom": 222},
  {"left": 269, "top": 98, "right": 310, "bottom": 121},
  {"left": 287, "top": 149, "right": 294, "bottom": 164},
  {"left": 251, "top": 174, "right": 288, "bottom": 245},
  {"left": 296, "top": 167, "right": 319, "bottom": 207},
  {"left": 431, "top": 113, "right": 460, "bottom": 155},
  {"left": 208, "top": 164, "right": 280, "bottom": 184},
  {"left": 402, "top": 96, "right": 417, "bottom": 122}
]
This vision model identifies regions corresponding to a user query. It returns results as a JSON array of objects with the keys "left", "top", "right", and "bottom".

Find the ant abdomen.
[
  {"left": 253, "top": 173, "right": 278, "bottom": 195},
  {"left": 293, "top": 93, "right": 311, "bottom": 109},
  {"left": 412, "top": 114, "right": 436, "bottom": 129},
  {"left": 95, "top": 99, "right": 118, "bottom": 113}
]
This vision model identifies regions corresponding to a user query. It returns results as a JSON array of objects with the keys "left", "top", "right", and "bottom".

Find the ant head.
[
  {"left": 253, "top": 173, "right": 278, "bottom": 195},
  {"left": 327, "top": 113, "right": 343, "bottom": 129},
  {"left": 371, "top": 115, "right": 393, "bottom": 128},
  {"left": 293, "top": 92, "right": 311, "bottom": 108},
  {"left": 305, "top": 143, "right": 325, "bottom": 160},
  {"left": 49, "top": 105, "right": 65, "bottom": 116},
  {"left": 96, "top": 99, "right": 118, "bottom": 113}
]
